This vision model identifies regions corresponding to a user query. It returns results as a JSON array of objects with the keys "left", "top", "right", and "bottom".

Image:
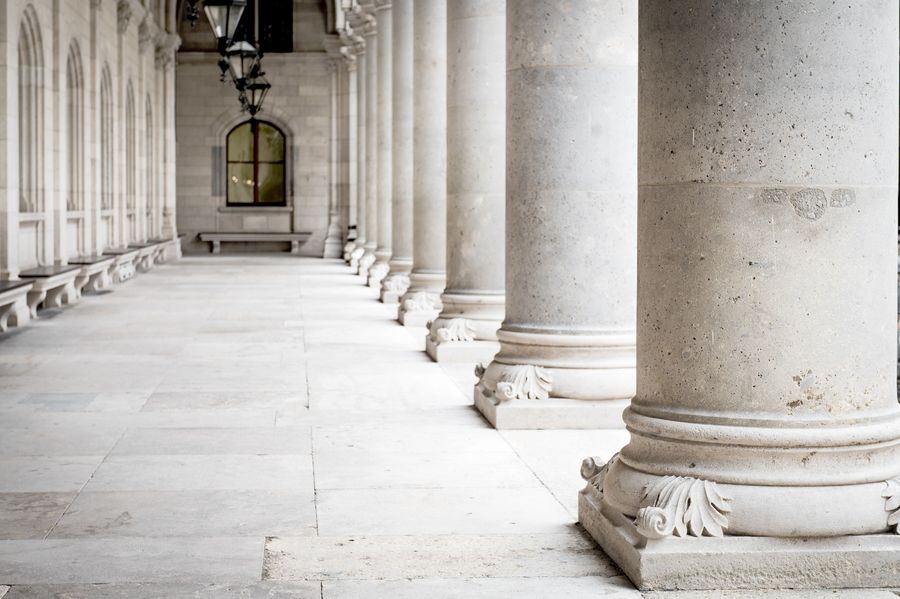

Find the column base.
[
  {"left": 425, "top": 334, "right": 500, "bottom": 363},
  {"left": 380, "top": 272, "right": 410, "bottom": 304},
  {"left": 367, "top": 262, "right": 389, "bottom": 288},
  {"left": 397, "top": 287, "right": 443, "bottom": 328},
  {"left": 358, "top": 250, "right": 376, "bottom": 278},
  {"left": 578, "top": 485, "right": 900, "bottom": 591},
  {"left": 474, "top": 386, "right": 628, "bottom": 429},
  {"left": 343, "top": 240, "right": 357, "bottom": 262},
  {"left": 323, "top": 239, "right": 343, "bottom": 259}
]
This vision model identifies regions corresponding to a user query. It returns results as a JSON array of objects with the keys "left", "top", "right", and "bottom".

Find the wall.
[
  {"left": 0, "top": 0, "right": 177, "bottom": 279},
  {"left": 174, "top": 52, "right": 332, "bottom": 255},
  {"left": 174, "top": 1, "right": 335, "bottom": 256}
]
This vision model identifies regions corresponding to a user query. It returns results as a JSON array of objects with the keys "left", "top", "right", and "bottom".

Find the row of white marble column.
[{"left": 337, "top": 0, "right": 899, "bottom": 590}]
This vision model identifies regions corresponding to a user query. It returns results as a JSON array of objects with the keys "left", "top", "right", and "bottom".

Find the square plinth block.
[
  {"left": 380, "top": 290, "right": 402, "bottom": 304},
  {"left": 474, "top": 390, "right": 628, "bottom": 430},
  {"left": 425, "top": 336, "right": 500, "bottom": 364},
  {"left": 398, "top": 309, "right": 438, "bottom": 328},
  {"left": 577, "top": 488, "right": 900, "bottom": 591}
]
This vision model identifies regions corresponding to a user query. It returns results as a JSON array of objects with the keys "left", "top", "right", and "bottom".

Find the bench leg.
[
  {"left": 26, "top": 290, "right": 47, "bottom": 318},
  {"left": 212, "top": 240, "right": 221, "bottom": 254},
  {"left": 291, "top": 240, "right": 300, "bottom": 254},
  {"left": 45, "top": 283, "right": 72, "bottom": 309},
  {"left": 10, "top": 298, "right": 30, "bottom": 328},
  {"left": 74, "top": 275, "right": 90, "bottom": 300}
]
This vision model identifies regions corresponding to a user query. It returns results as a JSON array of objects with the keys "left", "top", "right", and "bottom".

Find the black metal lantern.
[
  {"left": 224, "top": 41, "right": 259, "bottom": 87},
  {"left": 203, "top": 0, "right": 247, "bottom": 54},
  {"left": 240, "top": 75, "right": 271, "bottom": 116}
]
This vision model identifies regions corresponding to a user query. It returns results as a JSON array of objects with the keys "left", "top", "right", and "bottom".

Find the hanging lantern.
[
  {"left": 203, "top": 0, "right": 247, "bottom": 54},
  {"left": 224, "top": 40, "right": 259, "bottom": 87}
]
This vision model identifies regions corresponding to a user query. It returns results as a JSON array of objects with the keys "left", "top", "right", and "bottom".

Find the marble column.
[
  {"left": 358, "top": 10, "right": 378, "bottom": 278},
  {"left": 397, "top": 0, "right": 446, "bottom": 326},
  {"left": 348, "top": 19, "right": 368, "bottom": 270},
  {"left": 367, "top": 0, "right": 392, "bottom": 287},
  {"left": 474, "top": 0, "right": 637, "bottom": 429},
  {"left": 580, "top": 0, "right": 900, "bottom": 590},
  {"left": 425, "top": 0, "right": 505, "bottom": 363},
  {"left": 379, "top": 0, "right": 413, "bottom": 303}
]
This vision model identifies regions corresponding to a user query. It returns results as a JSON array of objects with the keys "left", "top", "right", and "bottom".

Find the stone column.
[
  {"left": 425, "top": 0, "right": 505, "bottom": 363},
  {"left": 580, "top": 0, "right": 900, "bottom": 590},
  {"left": 379, "top": 0, "right": 413, "bottom": 303},
  {"left": 348, "top": 18, "right": 368, "bottom": 270},
  {"left": 474, "top": 0, "right": 637, "bottom": 429},
  {"left": 367, "top": 0, "right": 392, "bottom": 288},
  {"left": 358, "top": 10, "right": 378, "bottom": 278},
  {"left": 397, "top": 0, "right": 446, "bottom": 326},
  {"left": 323, "top": 39, "right": 344, "bottom": 259},
  {"left": 340, "top": 44, "right": 359, "bottom": 264}
]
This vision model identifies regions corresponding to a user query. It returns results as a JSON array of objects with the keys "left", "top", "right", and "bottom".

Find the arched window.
[
  {"left": 145, "top": 96, "right": 157, "bottom": 237},
  {"left": 18, "top": 6, "right": 44, "bottom": 214},
  {"left": 125, "top": 81, "right": 137, "bottom": 241},
  {"left": 66, "top": 44, "right": 84, "bottom": 213},
  {"left": 226, "top": 120, "right": 286, "bottom": 205},
  {"left": 99, "top": 67, "right": 113, "bottom": 211}
]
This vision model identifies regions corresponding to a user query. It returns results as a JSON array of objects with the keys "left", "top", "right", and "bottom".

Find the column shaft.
[
  {"left": 581, "top": 0, "right": 900, "bottom": 590},
  {"left": 380, "top": 0, "right": 414, "bottom": 303},
  {"left": 425, "top": 0, "right": 506, "bottom": 363},
  {"left": 368, "top": 0, "right": 393, "bottom": 287},
  {"left": 474, "top": 0, "right": 637, "bottom": 429},
  {"left": 359, "top": 18, "right": 379, "bottom": 276},
  {"left": 397, "top": 0, "right": 446, "bottom": 326},
  {"left": 349, "top": 42, "right": 368, "bottom": 269}
]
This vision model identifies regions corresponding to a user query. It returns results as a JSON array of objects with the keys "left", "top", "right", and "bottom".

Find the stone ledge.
[
  {"left": 474, "top": 391, "right": 628, "bottom": 430},
  {"left": 578, "top": 490, "right": 900, "bottom": 591}
]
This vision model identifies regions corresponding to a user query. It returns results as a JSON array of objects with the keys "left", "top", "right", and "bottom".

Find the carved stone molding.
[
  {"left": 358, "top": 252, "right": 376, "bottom": 275},
  {"left": 154, "top": 32, "right": 181, "bottom": 71},
  {"left": 350, "top": 246, "right": 366, "bottom": 268},
  {"left": 884, "top": 478, "right": 900, "bottom": 534},
  {"left": 580, "top": 453, "right": 619, "bottom": 495},
  {"left": 138, "top": 19, "right": 154, "bottom": 54},
  {"left": 381, "top": 274, "right": 410, "bottom": 295},
  {"left": 117, "top": 0, "right": 133, "bottom": 34},
  {"left": 402, "top": 291, "right": 441, "bottom": 313},
  {"left": 635, "top": 475, "right": 732, "bottom": 540},
  {"left": 496, "top": 365, "right": 552, "bottom": 402},
  {"left": 431, "top": 318, "right": 474, "bottom": 344},
  {"left": 367, "top": 262, "right": 389, "bottom": 287}
]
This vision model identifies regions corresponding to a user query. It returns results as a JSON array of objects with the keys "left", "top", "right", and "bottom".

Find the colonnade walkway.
[{"left": 0, "top": 256, "right": 642, "bottom": 598}]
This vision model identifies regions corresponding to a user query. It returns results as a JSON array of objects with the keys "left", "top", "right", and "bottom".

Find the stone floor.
[{"left": 0, "top": 256, "right": 895, "bottom": 599}]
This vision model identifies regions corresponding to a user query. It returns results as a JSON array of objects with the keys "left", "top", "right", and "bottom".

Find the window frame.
[{"left": 225, "top": 118, "right": 287, "bottom": 207}]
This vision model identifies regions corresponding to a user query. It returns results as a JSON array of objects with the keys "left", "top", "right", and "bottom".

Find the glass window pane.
[
  {"left": 227, "top": 123, "right": 253, "bottom": 162},
  {"left": 257, "top": 123, "right": 284, "bottom": 161},
  {"left": 257, "top": 163, "right": 284, "bottom": 203},
  {"left": 227, "top": 163, "right": 255, "bottom": 203}
]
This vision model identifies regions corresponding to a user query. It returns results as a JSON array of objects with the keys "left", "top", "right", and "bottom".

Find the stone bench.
[
  {"left": 198, "top": 232, "right": 312, "bottom": 255},
  {"left": 129, "top": 239, "right": 168, "bottom": 272},
  {"left": 102, "top": 247, "right": 141, "bottom": 283},
  {"left": 68, "top": 254, "right": 116, "bottom": 297},
  {"left": 0, "top": 280, "right": 34, "bottom": 332},
  {"left": 19, "top": 265, "right": 81, "bottom": 318}
]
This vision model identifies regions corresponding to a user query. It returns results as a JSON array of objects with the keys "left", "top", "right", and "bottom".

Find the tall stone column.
[
  {"left": 367, "top": 0, "right": 392, "bottom": 288},
  {"left": 580, "top": 0, "right": 900, "bottom": 590},
  {"left": 474, "top": 0, "right": 637, "bottom": 429},
  {"left": 358, "top": 10, "right": 378, "bottom": 278},
  {"left": 425, "top": 0, "right": 505, "bottom": 363},
  {"left": 379, "top": 0, "right": 413, "bottom": 303},
  {"left": 347, "top": 17, "right": 368, "bottom": 270},
  {"left": 397, "top": 0, "right": 446, "bottom": 326}
]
